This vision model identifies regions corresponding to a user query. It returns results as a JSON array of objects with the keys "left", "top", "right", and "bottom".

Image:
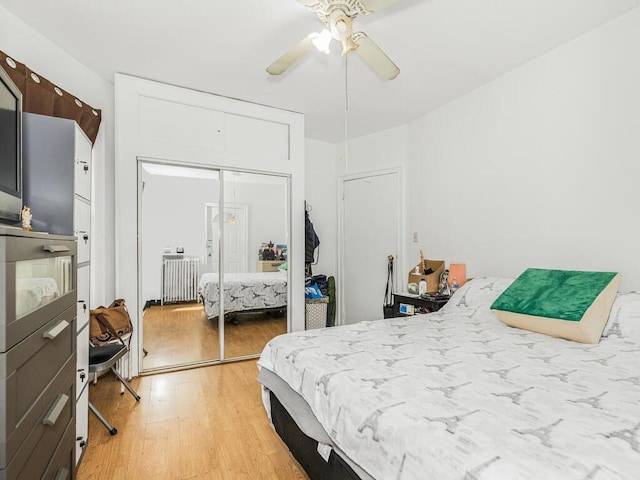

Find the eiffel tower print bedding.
[
  {"left": 258, "top": 277, "right": 640, "bottom": 480},
  {"left": 199, "top": 271, "right": 288, "bottom": 319}
]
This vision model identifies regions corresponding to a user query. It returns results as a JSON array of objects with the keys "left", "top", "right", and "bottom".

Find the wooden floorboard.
[
  {"left": 142, "top": 303, "right": 287, "bottom": 368},
  {"left": 77, "top": 360, "right": 309, "bottom": 480}
]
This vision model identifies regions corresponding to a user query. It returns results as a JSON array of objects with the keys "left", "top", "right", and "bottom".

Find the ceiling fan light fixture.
[
  {"left": 310, "top": 29, "right": 332, "bottom": 54},
  {"left": 267, "top": 0, "right": 401, "bottom": 77}
]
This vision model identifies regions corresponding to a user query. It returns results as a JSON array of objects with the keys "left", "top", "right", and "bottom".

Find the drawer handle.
[
  {"left": 43, "top": 320, "right": 70, "bottom": 340},
  {"left": 44, "top": 245, "right": 71, "bottom": 253},
  {"left": 43, "top": 394, "right": 69, "bottom": 426},
  {"left": 53, "top": 468, "right": 69, "bottom": 480}
]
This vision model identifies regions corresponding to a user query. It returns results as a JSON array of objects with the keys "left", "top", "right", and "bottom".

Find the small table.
[{"left": 392, "top": 292, "right": 450, "bottom": 317}]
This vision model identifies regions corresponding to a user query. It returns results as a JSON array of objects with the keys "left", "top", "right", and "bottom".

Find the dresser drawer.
[
  {"left": 76, "top": 324, "right": 89, "bottom": 400},
  {"left": 73, "top": 200, "right": 90, "bottom": 265},
  {"left": 43, "top": 421, "right": 76, "bottom": 480},
  {"left": 1, "top": 234, "right": 77, "bottom": 352},
  {"left": 75, "top": 386, "right": 88, "bottom": 467},
  {"left": 76, "top": 265, "right": 90, "bottom": 332},
  {"left": 1, "top": 359, "right": 75, "bottom": 478},
  {"left": 0, "top": 307, "right": 76, "bottom": 467}
]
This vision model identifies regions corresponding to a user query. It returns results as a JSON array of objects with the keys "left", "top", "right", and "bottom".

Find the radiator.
[{"left": 162, "top": 256, "right": 200, "bottom": 304}]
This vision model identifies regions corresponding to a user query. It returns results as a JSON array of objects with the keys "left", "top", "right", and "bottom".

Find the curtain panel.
[{"left": 1, "top": 50, "right": 102, "bottom": 144}]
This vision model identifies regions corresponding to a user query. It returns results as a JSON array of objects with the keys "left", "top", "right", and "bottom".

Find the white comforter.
[
  {"left": 199, "top": 271, "right": 287, "bottom": 319},
  {"left": 258, "top": 277, "right": 640, "bottom": 480}
]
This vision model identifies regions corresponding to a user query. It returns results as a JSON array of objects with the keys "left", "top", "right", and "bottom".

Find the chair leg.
[
  {"left": 88, "top": 401, "right": 117, "bottom": 435},
  {"left": 110, "top": 366, "right": 141, "bottom": 402}
]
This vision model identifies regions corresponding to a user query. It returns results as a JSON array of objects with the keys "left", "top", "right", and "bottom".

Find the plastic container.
[{"left": 419, "top": 278, "right": 427, "bottom": 295}]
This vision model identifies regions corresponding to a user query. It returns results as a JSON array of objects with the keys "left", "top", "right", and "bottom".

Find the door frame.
[
  {"left": 137, "top": 157, "right": 293, "bottom": 373},
  {"left": 337, "top": 167, "right": 403, "bottom": 326},
  {"left": 204, "top": 202, "right": 249, "bottom": 273}
]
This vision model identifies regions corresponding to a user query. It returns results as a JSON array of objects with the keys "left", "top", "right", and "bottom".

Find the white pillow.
[
  {"left": 602, "top": 292, "right": 640, "bottom": 342},
  {"left": 440, "top": 277, "right": 514, "bottom": 312}
]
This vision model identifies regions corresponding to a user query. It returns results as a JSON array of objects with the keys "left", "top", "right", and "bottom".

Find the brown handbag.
[{"left": 89, "top": 299, "right": 133, "bottom": 347}]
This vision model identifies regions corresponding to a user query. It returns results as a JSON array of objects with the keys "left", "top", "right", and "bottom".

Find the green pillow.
[{"left": 491, "top": 268, "right": 620, "bottom": 344}]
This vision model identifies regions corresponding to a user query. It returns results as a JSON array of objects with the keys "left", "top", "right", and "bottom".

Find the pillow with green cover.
[{"left": 490, "top": 268, "right": 620, "bottom": 344}]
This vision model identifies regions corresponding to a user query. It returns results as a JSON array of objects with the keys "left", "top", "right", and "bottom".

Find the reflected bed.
[{"left": 199, "top": 271, "right": 287, "bottom": 320}]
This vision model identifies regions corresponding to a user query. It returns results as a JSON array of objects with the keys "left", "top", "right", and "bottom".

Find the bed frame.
[{"left": 269, "top": 391, "right": 360, "bottom": 480}]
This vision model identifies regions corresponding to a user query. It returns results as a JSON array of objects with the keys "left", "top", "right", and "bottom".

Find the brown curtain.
[{"left": 0, "top": 50, "right": 102, "bottom": 144}]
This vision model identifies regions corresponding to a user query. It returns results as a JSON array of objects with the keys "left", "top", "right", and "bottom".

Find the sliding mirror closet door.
[
  {"left": 139, "top": 161, "right": 221, "bottom": 371},
  {"left": 220, "top": 170, "right": 289, "bottom": 359}
]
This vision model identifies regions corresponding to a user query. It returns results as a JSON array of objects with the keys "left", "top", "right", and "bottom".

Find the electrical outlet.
[{"left": 413, "top": 232, "right": 418, "bottom": 243}]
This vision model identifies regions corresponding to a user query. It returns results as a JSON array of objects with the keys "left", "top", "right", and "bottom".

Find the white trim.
[
  {"left": 337, "top": 167, "right": 403, "bottom": 326},
  {"left": 118, "top": 73, "right": 304, "bottom": 377}
]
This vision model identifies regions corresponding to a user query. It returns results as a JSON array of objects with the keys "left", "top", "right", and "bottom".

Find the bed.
[
  {"left": 199, "top": 271, "right": 287, "bottom": 320},
  {"left": 257, "top": 276, "right": 640, "bottom": 480}
]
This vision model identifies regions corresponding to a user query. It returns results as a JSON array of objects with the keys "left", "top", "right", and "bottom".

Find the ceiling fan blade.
[
  {"left": 296, "top": 0, "right": 319, "bottom": 6},
  {"left": 266, "top": 36, "right": 315, "bottom": 75},
  {"left": 352, "top": 32, "right": 400, "bottom": 80},
  {"left": 357, "top": 0, "right": 401, "bottom": 14}
]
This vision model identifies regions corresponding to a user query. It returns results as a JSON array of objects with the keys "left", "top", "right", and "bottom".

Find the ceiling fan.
[{"left": 267, "top": 0, "right": 401, "bottom": 80}]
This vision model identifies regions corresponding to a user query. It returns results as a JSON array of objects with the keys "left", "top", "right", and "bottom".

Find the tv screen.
[
  {"left": 0, "top": 65, "right": 22, "bottom": 224},
  {"left": 0, "top": 86, "right": 19, "bottom": 194}
]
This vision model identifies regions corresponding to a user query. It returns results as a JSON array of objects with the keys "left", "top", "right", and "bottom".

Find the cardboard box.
[{"left": 408, "top": 260, "right": 445, "bottom": 293}]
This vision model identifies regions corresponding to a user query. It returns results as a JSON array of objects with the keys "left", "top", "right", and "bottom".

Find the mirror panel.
[
  {"left": 139, "top": 161, "right": 221, "bottom": 370},
  {"left": 221, "top": 170, "right": 289, "bottom": 359}
]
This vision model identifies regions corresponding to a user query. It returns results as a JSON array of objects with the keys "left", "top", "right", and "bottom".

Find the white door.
[
  {"left": 341, "top": 171, "right": 400, "bottom": 325},
  {"left": 206, "top": 203, "right": 248, "bottom": 273}
]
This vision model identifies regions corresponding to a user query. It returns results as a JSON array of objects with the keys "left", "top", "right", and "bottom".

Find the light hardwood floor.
[
  {"left": 142, "top": 304, "right": 287, "bottom": 369},
  {"left": 77, "top": 360, "right": 309, "bottom": 480}
]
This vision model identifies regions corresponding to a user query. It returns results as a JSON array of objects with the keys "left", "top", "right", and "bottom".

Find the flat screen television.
[{"left": 0, "top": 64, "right": 22, "bottom": 224}]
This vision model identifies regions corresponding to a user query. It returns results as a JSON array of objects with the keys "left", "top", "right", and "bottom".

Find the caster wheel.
[{"left": 109, "top": 428, "right": 117, "bottom": 436}]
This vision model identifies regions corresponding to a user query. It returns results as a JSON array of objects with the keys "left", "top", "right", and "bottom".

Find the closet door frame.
[
  {"left": 116, "top": 73, "right": 305, "bottom": 378},
  {"left": 137, "top": 157, "right": 292, "bottom": 372}
]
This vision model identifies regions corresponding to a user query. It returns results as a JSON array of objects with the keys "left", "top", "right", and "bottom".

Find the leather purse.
[{"left": 89, "top": 299, "right": 133, "bottom": 346}]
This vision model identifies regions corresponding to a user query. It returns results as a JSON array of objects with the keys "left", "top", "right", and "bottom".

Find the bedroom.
[{"left": 0, "top": 0, "right": 639, "bottom": 479}]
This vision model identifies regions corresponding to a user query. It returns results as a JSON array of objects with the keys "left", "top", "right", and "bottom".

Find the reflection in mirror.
[
  {"left": 215, "top": 170, "right": 289, "bottom": 359},
  {"left": 139, "top": 161, "right": 221, "bottom": 370}
]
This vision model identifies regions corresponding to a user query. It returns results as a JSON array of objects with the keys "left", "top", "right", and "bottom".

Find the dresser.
[
  {"left": 22, "top": 113, "right": 92, "bottom": 467},
  {"left": 0, "top": 228, "right": 77, "bottom": 480}
]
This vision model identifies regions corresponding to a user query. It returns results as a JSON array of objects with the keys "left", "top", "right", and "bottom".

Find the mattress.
[
  {"left": 199, "top": 271, "right": 287, "bottom": 319},
  {"left": 258, "top": 277, "right": 640, "bottom": 480}
]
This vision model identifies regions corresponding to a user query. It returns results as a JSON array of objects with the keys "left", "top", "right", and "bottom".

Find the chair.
[{"left": 88, "top": 342, "right": 141, "bottom": 435}]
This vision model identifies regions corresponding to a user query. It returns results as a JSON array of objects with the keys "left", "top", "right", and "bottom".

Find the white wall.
[
  {"left": 0, "top": 6, "right": 115, "bottom": 305},
  {"left": 406, "top": 6, "right": 640, "bottom": 291},
  {"left": 308, "top": 6, "right": 640, "bottom": 308},
  {"left": 305, "top": 138, "right": 338, "bottom": 277},
  {"left": 141, "top": 173, "right": 219, "bottom": 302}
]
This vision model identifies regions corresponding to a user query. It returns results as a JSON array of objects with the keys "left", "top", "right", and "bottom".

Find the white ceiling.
[{"left": 1, "top": 0, "right": 638, "bottom": 142}]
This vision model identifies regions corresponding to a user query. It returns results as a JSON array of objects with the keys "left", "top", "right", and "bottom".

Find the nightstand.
[
  {"left": 257, "top": 260, "right": 285, "bottom": 272},
  {"left": 392, "top": 292, "right": 450, "bottom": 317}
]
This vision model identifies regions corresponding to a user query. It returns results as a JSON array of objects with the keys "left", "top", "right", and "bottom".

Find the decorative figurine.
[
  {"left": 438, "top": 269, "right": 450, "bottom": 295},
  {"left": 21, "top": 206, "right": 33, "bottom": 231}
]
